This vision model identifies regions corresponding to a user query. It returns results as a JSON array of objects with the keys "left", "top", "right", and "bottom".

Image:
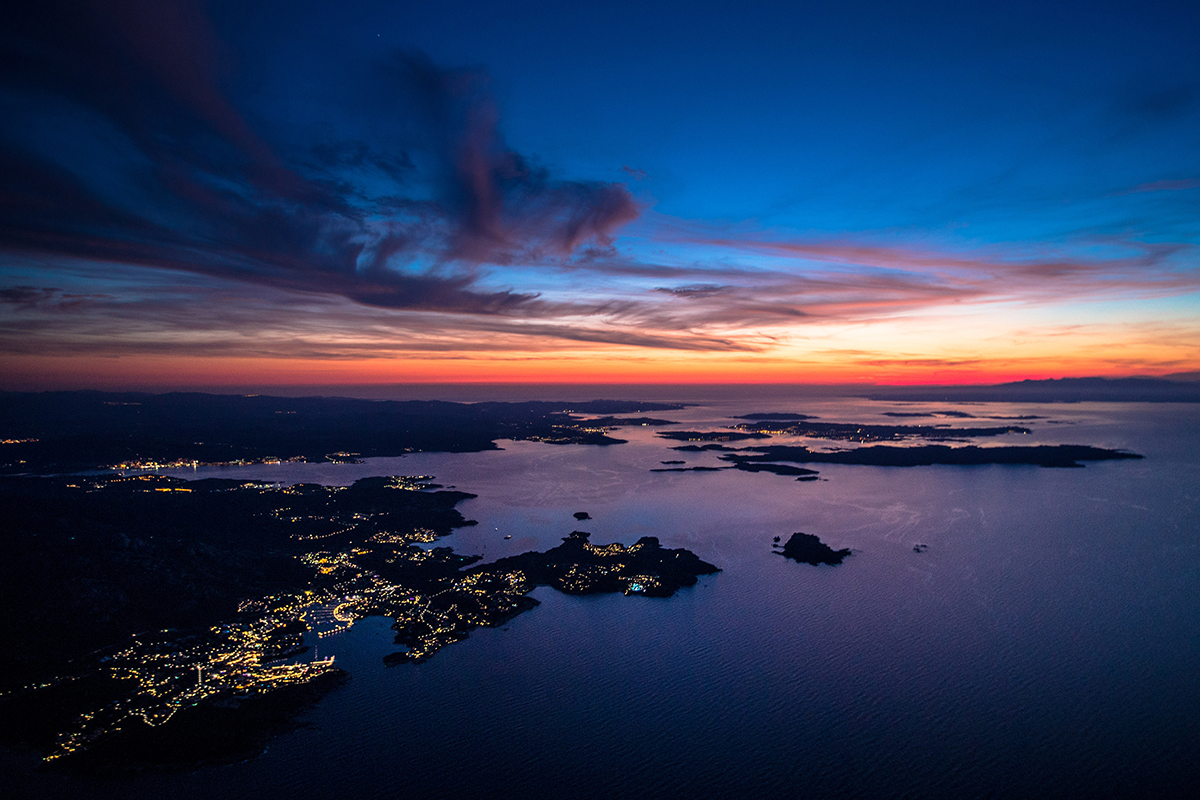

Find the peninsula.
[{"left": 0, "top": 471, "right": 718, "bottom": 769}]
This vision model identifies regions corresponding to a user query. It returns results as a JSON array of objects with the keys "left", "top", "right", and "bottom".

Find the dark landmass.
[
  {"left": 573, "top": 511, "right": 591, "bottom": 520},
  {"left": 554, "top": 400, "right": 689, "bottom": 414},
  {"left": 650, "top": 465, "right": 731, "bottom": 472},
  {"left": 0, "top": 471, "right": 719, "bottom": 769},
  {"left": 481, "top": 531, "right": 719, "bottom": 599},
  {"left": 729, "top": 419, "right": 1031, "bottom": 442},
  {"left": 0, "top": 472, "right": 476, "bottom": 766},
  {"left": 720, "top": 444, "right": 1143, "bottom": 469},
  {"left": 882, "top": 410, "right": 976, "bottom": 418},
  {"left": 660, "top": 460, "right": 686, "bottom": 464},
  {"left": 379, "top": 531, "right": 719, "bottom": 663},
  {"left": 0, "top": 391, "right": 684, "bottom": 474},
  {"left": 657, "top": 430, "right": 773, "bottom": 442},
  {"left": 4, "top": 667, "right": 350, "bottom": 772},
  {"left": 731, "top": 412, "right": 815, "bottom": 420},
  {"left": 0, "top": 473, "right": 473, "bottom": 685},
  {"left": 777, "top": 533, "right": 852, "bottom": 565},
  {"left": 864, "top": 377, "right": 1200, "bottom": 403},
  {"left": 577, "top": 416, "right": 678, "bottom": 427},
  {"left": 730, "top": 463, "right": 820, "bottom": 476},
  {"left": 670, "top": 443, "right": 738, "bottom": 452}
]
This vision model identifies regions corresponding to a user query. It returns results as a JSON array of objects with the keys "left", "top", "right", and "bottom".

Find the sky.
[{"left": 1, "top": 0, "right": 1198, "bottom": 390}]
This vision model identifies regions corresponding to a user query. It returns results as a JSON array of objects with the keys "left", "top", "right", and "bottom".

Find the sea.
[{"left": 6, "top": 393, "right": 1200, "bottom": 799}]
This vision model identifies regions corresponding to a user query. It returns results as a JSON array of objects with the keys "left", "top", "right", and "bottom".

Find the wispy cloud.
[
  {"left": 1116, "top": 178, "right": 1200, "bottom": 195},
  {"left": 0, "top": 285, "right": 109, "bottom": 311}
]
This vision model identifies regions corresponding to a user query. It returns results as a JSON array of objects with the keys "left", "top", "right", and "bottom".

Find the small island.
[
  {"left": 670, "top": 443, "right": 738, "bottom": 452},
  {"left": 777, "top": 533, "right": 852, "bottom": 566}
]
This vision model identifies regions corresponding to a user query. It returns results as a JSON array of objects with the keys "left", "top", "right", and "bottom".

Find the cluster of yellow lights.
[{"left": 36, "top": 473, "right": 674, "bottom": 760}]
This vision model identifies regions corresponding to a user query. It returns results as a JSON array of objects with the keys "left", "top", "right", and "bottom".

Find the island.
[
  {"left": 777, "top": 532, "right": 852, "bottom": 565},
  {"left": 719, "top": 443, "right": 1143, "bottom": 469},
  {"left": 725, "top": 419, "right": 1032, "bottom": 442},
  {"left": 657, "top": 430, "right": 772, "bottom": 442},
  {"left": 650, "top": 465, "right": 731, "bottom": 472},
  {"left": 670, "top": 443, "right": 739, "bottom": 452},
  {"left": 648, "top": 414, "right": 1143, "bottom": 481}
]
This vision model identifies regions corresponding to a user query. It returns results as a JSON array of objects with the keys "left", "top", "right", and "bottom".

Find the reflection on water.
[{"left": 11, "top": 399, "right": 1200, "bottom": 799}]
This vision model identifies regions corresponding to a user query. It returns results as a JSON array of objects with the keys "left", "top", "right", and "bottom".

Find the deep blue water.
[{"left": 8, "top": 398, "right": 1200, "bottom": 799}]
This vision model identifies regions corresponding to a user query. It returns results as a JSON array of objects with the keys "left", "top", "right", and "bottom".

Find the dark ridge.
[{"left": 864, "top": 377, "right": 1200, "bottom": 403}]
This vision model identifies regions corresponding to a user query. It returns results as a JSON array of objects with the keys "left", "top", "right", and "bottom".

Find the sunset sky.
[{"left": 2, "top": 0, "right": 1198, "bottom": 389}]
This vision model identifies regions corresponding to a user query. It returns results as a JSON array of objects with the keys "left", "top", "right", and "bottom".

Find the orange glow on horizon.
[{"left": 2, "top": 350, "right": 1189, "bottom": 393}]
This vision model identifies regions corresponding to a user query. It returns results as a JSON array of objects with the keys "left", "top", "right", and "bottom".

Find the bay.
[{"left": 7, "top": 396, "right": 1199, "bottom": 798}]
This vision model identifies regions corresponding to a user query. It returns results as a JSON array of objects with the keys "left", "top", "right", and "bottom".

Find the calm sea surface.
[{"left": 8, "top": 397, "right": 1200, "bottom": 799}]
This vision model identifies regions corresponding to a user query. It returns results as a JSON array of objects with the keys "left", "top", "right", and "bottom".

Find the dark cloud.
[
  {"left": 377, "top": 52, "right": 639, "bottom": 263},
  {"left": 654, "top": 284, "right": 731, "bottom": 298},
  {"left": 0, "top": 1, "right": 638, "bottom": 316},
  {"left": 308, "top": 140, "right": 417, "bottom": 185},
  {"left": 0, "top": 285, "right": 108, "bottom": 311}
]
